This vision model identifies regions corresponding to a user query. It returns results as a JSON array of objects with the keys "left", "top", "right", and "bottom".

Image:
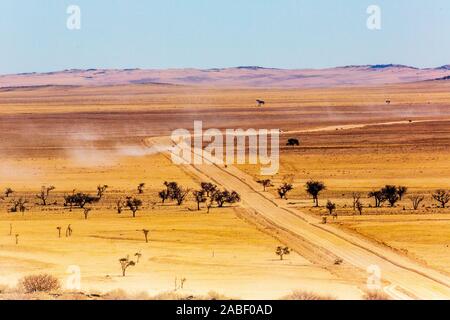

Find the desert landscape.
[{"left": 1, "top": 66, "right": 450, "bottom": 300}]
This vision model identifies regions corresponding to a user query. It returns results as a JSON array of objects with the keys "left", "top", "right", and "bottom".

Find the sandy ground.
[
  {"left": 1, "top": 82, "right": 450, "bottom": 299},
  {"left": 338, "top": 214, "right": 450, "bottom": 275},
  {"left": 0, "top": 153, "right": 362, "bottom": 299}
]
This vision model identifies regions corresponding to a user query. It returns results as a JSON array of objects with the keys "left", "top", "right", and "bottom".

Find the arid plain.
[{"left": 1, "top": 79, "right": 450, "bottom": 299}]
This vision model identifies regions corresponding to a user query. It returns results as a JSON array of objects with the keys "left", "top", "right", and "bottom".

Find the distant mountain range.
[{"left": 1, "top": 64, "right": 450, "bottom": 89}]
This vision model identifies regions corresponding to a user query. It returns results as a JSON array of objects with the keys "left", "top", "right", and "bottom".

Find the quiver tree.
[
  {"left": 137, "top": 183, "right": 145, "bottom": 194},
  {"left": 142, "top": 229, "right": 149, "bottom": 243},
  {"left": 432, "top": 190, "right": 450, "bottom": 208},
  {"left": 66, "top": 224, "right": 73, "bottom": 237},
  {"left": 305, "top": 180, "right": 326, "bottom": 207},
  {"left": 200, "top": 182, "right": 217, "bottom": 197},
  {"left": 126, "top": 197, "right": 143, "bottom": 217},
  {"left": 193, "top": 190, "right": 207, "bottom": 210},
  {"left": 276, "top": 246, "right": 291, "bottom": 260},
  {"left": 134, "top": 252, "right": 142, "bottom": 263},
  {"left": 409, "top": 195, "right": 425, "bottom": 210},
  {"left": 277, "top": 183, "right": 293, "bottom": 200},
  {"left": 211, "top": 190, "right": 241, "bottom": 208},
  {"left": 4, "top": 188, "right": 14, "bottom": 198},
  {"left": 119, "top": 256, "right": 136, "bottom": 277},
  {"left": 83, "top": 208, "right": 91, "bottom": 220},
  {"left": 257, "top": 179, "right": 273, "bottom": 191},
  {"left": 36, "top": 185, "right": 55, "bottom": 206},
  {"left": 97, "top": 185, "right": 108, "bottom": 199},
  {"left": 141, "top": 229, "right": 149, "bottom": 243}
]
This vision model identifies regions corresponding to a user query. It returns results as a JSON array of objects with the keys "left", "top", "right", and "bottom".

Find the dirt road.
[{"left": 144, "top": 121, "right": 450, "bottom": 300}]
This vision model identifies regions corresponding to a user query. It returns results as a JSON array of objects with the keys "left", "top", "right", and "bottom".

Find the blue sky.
[{"left": 1, "top": 0, "right": 449, "bottom": 74}]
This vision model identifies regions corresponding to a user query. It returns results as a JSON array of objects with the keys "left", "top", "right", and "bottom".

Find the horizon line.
[{"left": 2, "top": 63, "right": 450, "bottom": 77}]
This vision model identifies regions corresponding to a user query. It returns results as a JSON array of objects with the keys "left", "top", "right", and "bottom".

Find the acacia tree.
[
  {"left": 381, "top": 185, "right": 400, "bottom": 207},
  {"left": 326, "top": 200, "right": 336, "bottom": 216},
  {"left": 305, "top": 180, "right": 326, "bottom": 207},
  {"left": 432, "top": 190, "right": 450, "bottom": 208},
  {"left": 10, "top": 198, "right": 28, "bottom": 214},
  {"left": 277, "top": 183, "right": 293, "bottom": 200},
  {"left": 397, "top": 186, "right": 408, "bottom": 200},
  {"left": 368, "top": 190, "right": 385, "bottom": 208},
  {"left": 352, "top": 192, "right": 361, "bottom": 211},
  {"left": 161, "top": 182, "right": 190, "bottom": 205},
  {"left": 200, "top": 182, "right": 217, "bottom": 197},
  {"left": 36, "top": 185, "right": 55, "bottom": 206},
  {"left": 119, "top": 256, "right": 136, "bottom": 277},
  {"left": 4, "top": 188, "right": 14, "bottom": 198},
  {"left": 137, "top": 183, "right": 145, "bottom": 194},
  {"left": 257, "top": 179, "right": 273, "bottom": 192},
  {"left": 64, "top": 192, "right": 99, "bottom": 209},
  {"left": 286, "top": 138, "right": 300, "bottom": 146},
  {"left": 97, "top": 185, "right": 108, "bottom": 199},
  {"left": 158, "top": 190, "right": 169, "bottom": 204},
  {"left": 409, "top": 195, "right": 425, "bottom": 210},
  {"left": 126, "top": 197, "right": 143, "bottom": 217},
  {"left": 116, "top": 198, "right": 124, "bottom": 214},
  {"left": 193, "top": 190, "right": 207, "bottom": 210},
  {"left": 173, "top": 186, "right": 190, "bottom": 206},
  {"left": 356, "top": 200, "right": 364, "bottom": 215},
  {"left": 275, "top": 246, "right": 291, "bottom": 260},
  {"left": 211, "top": 190, "right": 241, "bottom": 208}
]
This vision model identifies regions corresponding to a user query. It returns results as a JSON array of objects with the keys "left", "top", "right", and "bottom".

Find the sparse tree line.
[
  {"left": 255, "top": 179, "right": 450, "bottom": 218},
  {"left": 158, "top": 181, "right": 240, "bottom": 212},
  {"left": 0, "top": 181, "right": 241, "bottom": 217}
]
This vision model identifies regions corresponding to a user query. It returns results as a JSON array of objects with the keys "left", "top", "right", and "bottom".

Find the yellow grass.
[
  {"left": 338, "top": 214, "right": 450, "bottom": 274},
  {"left": 2, "top": 82, "right": 450, "bottom": 299},
  {"left": 0, "top": 152, "right": 361, "bottom": 299}
]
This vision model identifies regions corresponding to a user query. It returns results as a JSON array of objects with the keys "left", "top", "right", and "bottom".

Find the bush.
[
  {"left": 281, "top": 290, "right": 335, "bottom": 300},
  {"left": 363, "top": 290, "right": 390, "bottom": 300},
  {"left": 19, "top": 274, "right": 60, "bottom": 293}
]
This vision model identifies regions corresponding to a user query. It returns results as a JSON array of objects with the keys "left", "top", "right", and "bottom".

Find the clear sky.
[{"left": 1, "top": 0, "right": 449, "bottom": 74}]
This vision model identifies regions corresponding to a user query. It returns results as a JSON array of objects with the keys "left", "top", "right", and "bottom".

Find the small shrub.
[
  {"left": 281, "top": 290, "right": 335, "bottom": 300},
  {"left": 20, "top": 274, "right": 60, "bottom": 293},
  {"left": 206, "top": 291, "right": 233, "bottom": 300},
  {"left": 363, "top": 290, "right": 391, "bottom": 300}
]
